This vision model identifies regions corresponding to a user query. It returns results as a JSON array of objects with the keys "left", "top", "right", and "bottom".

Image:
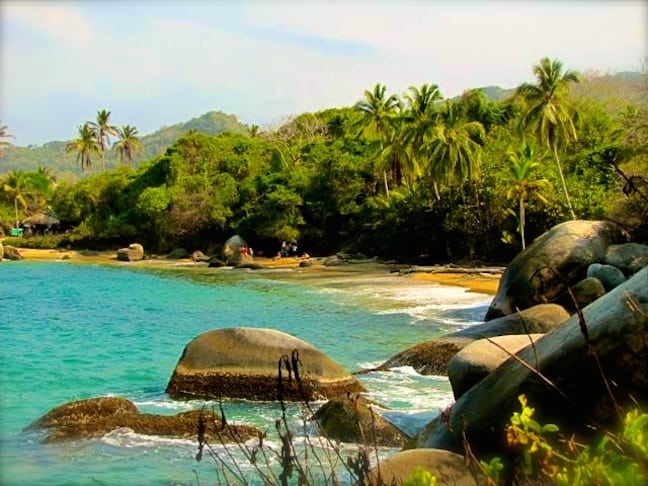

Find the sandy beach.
[{"left": 13, "top": 247, "right": 502, "bottom": 295}]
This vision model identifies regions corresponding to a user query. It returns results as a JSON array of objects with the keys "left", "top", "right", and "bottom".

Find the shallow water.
[{"left": 0, "top": 261, "right": 489, "bottom": 485}]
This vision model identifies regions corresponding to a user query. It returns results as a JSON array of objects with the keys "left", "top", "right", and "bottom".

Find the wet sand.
[{"left": 13, "top": 248, "right": 502, "bottom": 295}]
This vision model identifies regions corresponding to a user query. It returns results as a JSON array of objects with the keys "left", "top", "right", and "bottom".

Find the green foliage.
[
  {"left": 402, "top": 467, "right": 437, "bottom": 486},
  {"left": 497, "top": 394, "right": 648, "bottom": 486}
]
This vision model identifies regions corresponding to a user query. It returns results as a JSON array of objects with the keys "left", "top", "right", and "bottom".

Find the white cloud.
[{"left": 3, "top": 1, "right": 94, "bottom": 45}]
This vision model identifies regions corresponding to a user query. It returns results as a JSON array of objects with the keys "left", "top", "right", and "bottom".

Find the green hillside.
[{"left": 1, "top": 111, "right": 247, "bottom": 178}]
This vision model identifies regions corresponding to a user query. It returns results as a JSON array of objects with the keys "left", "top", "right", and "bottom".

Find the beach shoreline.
[{"left": 13, "top": 247, "right": 502, "bottom": 295}]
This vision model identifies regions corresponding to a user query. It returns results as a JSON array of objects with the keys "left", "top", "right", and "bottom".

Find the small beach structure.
[{"left": 22, "top": 213, "right": 60, "bottom": 235}]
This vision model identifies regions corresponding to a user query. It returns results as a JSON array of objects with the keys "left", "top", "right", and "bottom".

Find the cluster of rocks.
[{"left": 25, "top": 220, "right": 648, "bottom": 485}]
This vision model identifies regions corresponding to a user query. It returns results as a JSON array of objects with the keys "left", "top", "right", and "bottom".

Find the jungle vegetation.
[{"left": 1, "top": 59, "right": 647, "bottom": 263}]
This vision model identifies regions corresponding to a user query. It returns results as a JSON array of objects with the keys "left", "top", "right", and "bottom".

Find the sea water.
[{"left": 0, "top": 261, "right": 490, "bottom": 485}]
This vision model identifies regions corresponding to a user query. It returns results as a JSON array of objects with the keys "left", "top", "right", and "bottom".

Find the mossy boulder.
[
  {"left": 314, "top": 393, "right": 409, "bottom": 447},
  {"left": 166, "top": 327, "right": 365, "bottom": 401},
  {"left": 25, "top": 396, "right": 260, "bottom": 444}
]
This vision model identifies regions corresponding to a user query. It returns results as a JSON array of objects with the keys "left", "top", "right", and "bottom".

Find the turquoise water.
[{"left": 0, "top": 261, "right": 489, "bottom": 485}]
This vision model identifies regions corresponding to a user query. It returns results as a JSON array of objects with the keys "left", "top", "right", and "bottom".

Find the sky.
[{"left": 1, "top": 1, "right": 646, "bottom": 147}]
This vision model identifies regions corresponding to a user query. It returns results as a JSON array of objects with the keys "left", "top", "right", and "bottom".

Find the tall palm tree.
[
  {"left": 2, "top": 170, "right": 32, "bottom": 228},
  {"left": 517, "top": 57, "right": 580, "bottom": 219},
  {"left": 0, "top": 123, "right": 15, "bottom": 158},
  {"left": 403, "top": 84, "right": 443, "bottom": 197},
  {"left": 66, "top": 124, "right": 100, "bottom": 172},
  {"left": 113, "top": 125, "right": 142, "bottom": 167},
  {"left": 88, "top": 109, "right": 117, "bottom": 171},
  {"left": 355, "top": 83, "right": 401, "bottom": 196},
  {"left": 426, "top": 101, "right": 485, "bottom": 186},
  {"left": 506, "top": 141, "right": 551, "bottom": 249}
]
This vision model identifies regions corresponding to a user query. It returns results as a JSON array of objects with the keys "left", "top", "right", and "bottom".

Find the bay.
[{"left": 0, "top": 261, "right": 489, "bottom": 485}]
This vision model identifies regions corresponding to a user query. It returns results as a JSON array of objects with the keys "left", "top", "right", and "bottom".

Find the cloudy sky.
[{"left": 1, "top": 0, "right": 646, "bottom": 146}]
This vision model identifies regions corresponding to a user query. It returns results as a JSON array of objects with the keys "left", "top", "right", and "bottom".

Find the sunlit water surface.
[{"left": 0, "top": 261, "right": 489, "bottom": 485}]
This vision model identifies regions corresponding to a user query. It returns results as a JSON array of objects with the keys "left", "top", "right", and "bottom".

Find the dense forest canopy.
[{"left": 1, "top": 62, "right": 647, "bottom": 263}]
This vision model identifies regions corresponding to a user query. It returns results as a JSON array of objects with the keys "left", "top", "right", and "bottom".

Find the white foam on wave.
[{"left": 101, "top": 427, "right": 195, "bottom": 448}]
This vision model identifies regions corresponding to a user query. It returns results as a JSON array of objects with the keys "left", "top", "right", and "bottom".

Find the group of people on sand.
[{"left": 274, "top": 241, "right": 309, "bottom": 261}]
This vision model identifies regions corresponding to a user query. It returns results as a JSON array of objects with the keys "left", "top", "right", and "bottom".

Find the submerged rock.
[
  {"left": 25, "top": 396, "right": 260, "bottom": 444},
  {"left": 314, "top": 393, "right": 409, "bottom": 447},
  {"left": 166, "top": 327, "right": 365, "bottom": 401}
]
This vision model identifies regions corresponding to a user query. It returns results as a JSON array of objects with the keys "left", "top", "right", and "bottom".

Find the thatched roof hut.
[{"left": 23, "top": 213, "right": 60, "bottom": 227}]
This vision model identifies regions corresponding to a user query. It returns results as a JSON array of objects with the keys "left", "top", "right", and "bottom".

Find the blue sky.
[{"left": 1, "top": 0, "right": 646, "bottom": 147}]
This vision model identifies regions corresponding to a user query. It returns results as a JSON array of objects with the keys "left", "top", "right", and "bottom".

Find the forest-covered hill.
[
  {"left": 1, "top": 111, "right": 247, "bottom": 178},
  {"left": 2, "top": 72, "right": 642, "bottom": 181}
]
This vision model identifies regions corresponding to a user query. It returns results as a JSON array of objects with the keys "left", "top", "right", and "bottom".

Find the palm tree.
[
  {"left": 426, "top": 101, "right": 485, "bottom": 186},
  {"left": 403, "top": 84, "right": 443, "bottom": 197},
  {"left": 517, "top": 57, "right": 580, "bottom": 219},
  {"left": 506, "top": 141, "right": 551, "bottom": 249},
  {"left": 88, "top": 109, "right": 117, "bottom": 171},
  {"left": 2, "top": 170, "right": 32, "bottom": 228},
  {"left": 355, "top": 83, "right": 401, "bottom": 196},
  {"left": 113, "top": 125, "right": 142, "bottom": 167},
  {"left": 0, "top": 123, "right": 15, "bottom": 158},
  {"left": 66, "top": 124, "right": 100, "bottom": 172}
]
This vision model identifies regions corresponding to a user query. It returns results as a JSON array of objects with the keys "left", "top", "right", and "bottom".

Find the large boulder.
[
  {"left": 166, "top": 327, "right": 365, "bottom": 401},
  {"left": 25, "top": 396, "right": 260, "bottom": 444},
  {"left": 366, "top": 449, "right": 482, "bottom": 486},
  {"left": 0, "top": 241, "right": 4, "bottom": 260},
  {"left": 447, "top": 334, "right": 544, "bottom": 399},
  {"left": 586, "top": 263, "right": 627, "bottom": 291},
  {"left": 485, "top": 220, "right": 626, "bottom": 320},
  {"left": 377, "top": 304, "right": 568, "bottom": 375},
  {"left": 116, "top": 243, "right": 144, "bottom": 262},
  {"left": 414, "top": 267, "right": 648, "bottom": 458},
  {"left": 552, "top": 276, "right": 606, "bottom": 313},
  {"left": 604, "top": 242, "right": 648, "bottom": 276},
  {"left": 314, "top": 393, "right": 409, "bottom": 447}
]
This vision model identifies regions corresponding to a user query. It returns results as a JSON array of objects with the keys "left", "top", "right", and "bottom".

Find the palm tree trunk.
[
  {"left": 552, "top": 142, "right": 577, "bottom": 220},
  {"left": 383, "top": 170, "right": 390, "bottom": 197},
  {"left": 14, "top": 197, "right": 19, "bottom": 228},
  {"left": 519, "top": 197, "right": 526, "bottom": 250}
]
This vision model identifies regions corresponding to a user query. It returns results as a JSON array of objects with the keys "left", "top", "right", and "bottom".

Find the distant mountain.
[{"left": 1, "top": 111, "right": 248, "bottom": 177}]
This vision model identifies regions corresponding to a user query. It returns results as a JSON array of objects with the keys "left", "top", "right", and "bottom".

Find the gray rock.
[
  {"left": 166, "top": 248, "right": 188, "bottom": 259},
  {"left": 166, "top": 327, "right": 365, "bottom": 401},
  {"left": 485, "top": 220, "right": 625, "bottom": 320},
  {"left": 2, "top": 245, "right": 23, "bottom": 260},
  {"left": 448, "top": 334, "right": 544, "bottom": 399},
  {"left": 190, "top": 250, "right": 209, "bottom": 262},
  {"left": 552, "top": 277, "right": 606, "bottom": 313},
  {"left": 378, "top": 304, "right": 568, "bottom": 375},
  {"left": 116, "top": 243, "right": 144, "bottom": 262},
  {"left": 366, "top": 449, "right": 483, "bottom": 486},
  {"left": 25, "top": 396, "right": 259, "bottom": 444},
  {"left": 314, "top": 393, "right": 409, "bottom": 447},
  {"left": 587, "top": 263, "right": 627, "bottom": 291},
  {"left": 414, "top": 267, "right": 648, "bottom": 458},
  {"left": 208, "top": 257, "right": 226, "bottom": 268},
  {"left": 604, "top": 242, "right": 648, "bottom": 275}
]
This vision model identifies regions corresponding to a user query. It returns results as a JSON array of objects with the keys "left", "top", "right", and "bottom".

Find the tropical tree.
[
  {"left": 113, "top": 125, "right": 142, "bottom": 167},
  {"left": 355, "top": 83, "right": 401, "bottom": 196},
  {"left": 506, "top": 140, "right": 551, "bottom": 249},
  {"left": 0, "top": 123, "right": 14, "bottom": 158},
  {"left": 2, "top": 170, "right": 33, "bottom": 228},
  {"left": 517, "top": 57, "right": 581, "bottom": 219},
  {"left": 88, "top": 109, "right": 118, "bottom": 171},
  {"left": 426, "top": 101, "right": 485, "bottom": 186},
  {"left": 403, "top": 83, "right": 444, "bottom": 197},
  {"left": 66, "top": 124, "right": 100, "bottom": 172}
]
